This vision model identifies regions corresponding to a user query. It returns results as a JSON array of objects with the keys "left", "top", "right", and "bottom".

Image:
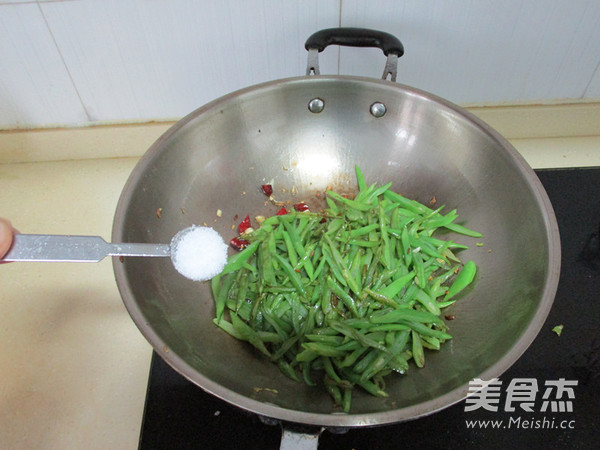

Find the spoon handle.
[{"left": 2, "top": 234, "right": 170, "bottom": 263}]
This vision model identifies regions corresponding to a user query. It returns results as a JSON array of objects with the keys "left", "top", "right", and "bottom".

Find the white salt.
[{"left": 170, "top": 226, "right": 228, "bottom": 281}]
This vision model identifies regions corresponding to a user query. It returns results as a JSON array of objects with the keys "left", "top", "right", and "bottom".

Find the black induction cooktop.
[{"left": 139, "top": 167, "right": 600, "bottom": 450}]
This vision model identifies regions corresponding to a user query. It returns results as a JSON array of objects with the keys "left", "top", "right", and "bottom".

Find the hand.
[{"left": 0, "top": 218, "right": 15, "bottom": 259}]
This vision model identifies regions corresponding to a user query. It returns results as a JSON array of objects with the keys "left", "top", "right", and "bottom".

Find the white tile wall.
[
  {"left": 0, "top": 0, "right": 599, "bottom": 128},
  {"left": 1, "top": 0, "right": 340, "bottom": 127},
  {"left": 584, "top": 61, "right": 600, "bottom": 98},
  {"left": 39, "top": 0, "right": 339, "bottom": 122},
  {"left": 0, "top": 2, "right": 88, "bottom": 126},
  {"left": 339, "top": 0, "right": 600, "bottom": 104}
]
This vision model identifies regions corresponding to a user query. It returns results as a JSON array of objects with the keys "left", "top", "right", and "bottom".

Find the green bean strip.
[
  {"left": 312, "top": 250, "right": 328, "bottom": 280},
  {"left": 273, "top": 253, "right": 306, "bottom": 297},
  {"left": 302, "top": 342, "right": 346, "bottom": 358},
  {"left": 378, "top": 271, "right": 416, "bottom": 299},
  {"left": 444, "top": 222, "right": 483, "bottom": 238},
  {"left": 436, "top": 299, "right": 457, "bottom": 308},
  {"left": 327, "top": 190, "right": 372, "bottom": 211},
  {"left": 283, "top": 220, "right": 315, "bottom": 280},
  {"left": 368, "top": 323, "right": 411, "bottom": 332},
  {"left": 342, "top": 387, "right": 352, "bottom": 412},
  {"left": 323, "top": 357, "right": 342, "bottom": 384},
  {"left": 346, "top": 239, "right": 379, "bottom": 248},
  {"left": 324, "top": 235, "right": 362, "bottom": 296},
  {"left": 220, "top": 240, "right": 260, "bottom": 275},
  {"left": 278, "top": 359, "right": 301, "bottom": 382},
  {"left": 445, "top": 260, "right": 477, "bottom": 300},
  {"left": 212, "top": 317, "right": 244, "bottom": 340},
  {"left": 296, "top": 348, "right": 319, "bottom": 362},
  {"left": 324, "top": 376, "right": 343, "bottom": 405},
  {"left": 352, "top": 348, "right": 380, "bottom": 374},
  {"left": 339, "top": 368, "right": 387, "bottom": 397},
  {"left": 230, "top": 312, "right": 271, "bottom": 357},
  {"left": 366, "top": 182, "right": 393, "bottom": 204},
  {"left": 262, "top": 308, "right": 291, "bottom": 340},
  {"left": 329, "top": 321, "right": 387, "bottom": 353},
  {"left": 378, "top": 203, "right": 393, "bottom": 269},
  {"left": 281, "top": 228, "right": 298, "bottom": 267},
  {"left": 400, "top": 320, "right": 452, "bottom": 340},
  {"left": 349, "top": 223, "right": 379, "bottom": 237},
  {"left": 321, "top": 243, "right": 347, "bottom": 288},
  {"left": 349, "top": 247, "right": 363, "bottom": 290},
  {"left": 305, "top": 334, "right": 345, "bottom": 345},
  {"left": 361, "top": 330, "right": 409, "bottom": 382},
  {"left": 326, "top": 276, "right": 359, "bottom": 318},
  {"left": 383, "top": 190, "right": 432, "bottom": 215},
  {"left": 421, "top": 335, "right": 441, "bottom": 350},
  {"left": 302, "top": 362, "right": 316, "bottom": 386},
  {"left": 235, "top": 269, "right": 250, "bottom": 312},
  {"left": 362, "top": 287, "right": 399, "bottom": 308},
  {"left": 414, "top": 287, "right": 441, "bottom": 315},
  {"left": 209, "top": 164, "right": 479, "bottom": 413},
  {"left": 214, "top": 271, "right": 237, "bottom": 322},
  {"left": 339, "top": 346, "right": 369, "bottom": 368},
  {"left": 355, "top": 165, "right": 367, "bottom": 191},
  {"left": 258, "top": 238, "right": 276, "bottom": 286},
  {"left": 370, "top": 307, "right": 442, "bottom": 325},
  {"left": 412, "top": 330, "right": 425, "bottom": 368}
]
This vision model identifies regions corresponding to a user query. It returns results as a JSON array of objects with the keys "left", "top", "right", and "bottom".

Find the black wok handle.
[
  {"left": 304, "top": 28, "right": 403, "bottom": 81},
  {"left": 305, "top": 27, "right": 404, "bottom": 56}
]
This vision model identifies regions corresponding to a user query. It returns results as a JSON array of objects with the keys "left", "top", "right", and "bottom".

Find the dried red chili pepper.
[
  {"left": 293, "top": 202, "right": 309, "bottom": 212},
  {"left": 230, "top": 237, "right": 250, "bottom": 250},
  {"left": 261, "top": 184, "right": 273, "bottom": 196},
  {"left": 238, "top": 214, "right": 251, "bottom": 233},
  {"left": 276, "top": 207, "right": 287, "bottom": 215}
]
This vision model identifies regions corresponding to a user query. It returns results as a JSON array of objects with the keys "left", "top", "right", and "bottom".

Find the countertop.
[
  {"left": 0, "top": 124, "right": 599, "bottom": 449},
  {"left": 0, "top": 158, "right": 149, "bottom": 449}
]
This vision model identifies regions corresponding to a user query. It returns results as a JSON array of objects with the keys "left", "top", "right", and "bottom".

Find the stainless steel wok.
[{"left": 112, "top": 29, "right": 560, "bottom": 428}]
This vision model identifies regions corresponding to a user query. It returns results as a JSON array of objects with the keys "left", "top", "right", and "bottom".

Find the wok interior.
[{"left": 113, "top": 77, "right": 557, "bottom": 425}]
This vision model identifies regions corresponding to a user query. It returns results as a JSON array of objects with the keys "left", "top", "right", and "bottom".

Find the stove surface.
[{"left": 139, "top": 168, "right": 600, "bottom": 449}]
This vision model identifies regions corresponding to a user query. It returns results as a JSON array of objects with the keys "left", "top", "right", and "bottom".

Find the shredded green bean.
[{"left": 210, "top": 165, "right": 479, "bottom": 412}]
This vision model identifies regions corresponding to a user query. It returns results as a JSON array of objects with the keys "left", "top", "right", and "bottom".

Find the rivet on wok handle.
[
  {"left": 308, "top": 98, "right": 325, "bottom": 113},
  {"left": 370, "top": 102, "right": 387, "bottom": 118},
  {"left": 304, "top": 28, "right": 404, "bottom": 81}
]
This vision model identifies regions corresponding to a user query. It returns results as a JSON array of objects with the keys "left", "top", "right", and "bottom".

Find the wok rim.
[{"left": 112, "top": 75, "right": 561, "bottom": 427}]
